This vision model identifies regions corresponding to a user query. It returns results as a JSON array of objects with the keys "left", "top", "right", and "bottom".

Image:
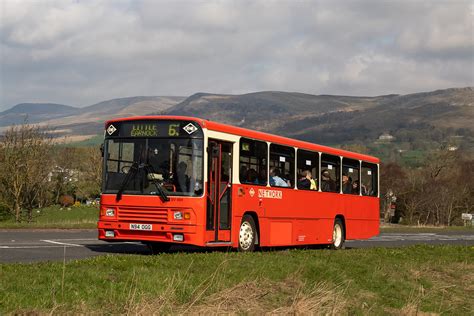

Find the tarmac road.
[{"left": 1, "top": 229, "right": 473, "bottom": 263}]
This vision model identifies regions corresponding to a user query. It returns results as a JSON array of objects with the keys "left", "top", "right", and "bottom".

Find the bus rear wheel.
[
  {"left": 238, "top": 215, "right": 257, "bottom": 252},
  {"left": 331, "top": 218, "right": 345, "bottom": 250}
]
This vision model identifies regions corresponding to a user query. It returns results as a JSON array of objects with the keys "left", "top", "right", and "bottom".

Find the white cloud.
[{"left": 0, "top": 0, "right": 472, "bottom": 110}]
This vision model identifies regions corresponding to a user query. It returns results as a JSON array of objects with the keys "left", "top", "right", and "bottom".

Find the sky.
[{"left": 0, "top": 0, "right": 473, "bottom": 110}]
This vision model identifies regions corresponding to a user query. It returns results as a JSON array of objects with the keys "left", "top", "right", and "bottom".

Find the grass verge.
[
  {"left": 0, "top": 205, "right": 98, "bottom": 229},
  {"left": 0, "top": 245, "right": 472, "bottom": 314}
]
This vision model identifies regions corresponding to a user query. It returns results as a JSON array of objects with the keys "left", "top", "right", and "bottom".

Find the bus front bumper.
[{"left": 98, "top": 221, "right": 199, "bottom": 245}]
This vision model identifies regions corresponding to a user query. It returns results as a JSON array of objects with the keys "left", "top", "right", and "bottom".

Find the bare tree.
[
  {"left": 393, "top": 148, "right": 474, "bottom": 226},
  {"left": 74, "top": 146, "right": 102, "bottom": 200},
  {"left": 0, "top": 123, "right": 53, "bottom": 222},
  {"left": 51, "top": 147, "right": 81, "bottom": 203}
]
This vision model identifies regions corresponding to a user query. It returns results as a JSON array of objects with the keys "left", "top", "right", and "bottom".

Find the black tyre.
[
  {"left": 146, "top": 242, "right": 172, "bottom": 254},
  {"left": 238, "top": 215, "right": 257, "bottom": 252},
  {"left": 330, "top": 218, "right": 345, "bottom": 250}
]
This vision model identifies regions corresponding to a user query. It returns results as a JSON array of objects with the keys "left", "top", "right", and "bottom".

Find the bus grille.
[{"left": 118, "top": 207, "right": 168, "bottom": 223}]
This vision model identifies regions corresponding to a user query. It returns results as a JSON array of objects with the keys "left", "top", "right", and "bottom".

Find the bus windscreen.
[{"left": 103, "top": 122, "right": 204, "bottom": 197}]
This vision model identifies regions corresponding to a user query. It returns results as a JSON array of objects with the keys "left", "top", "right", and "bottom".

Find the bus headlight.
[
  {"left": 173, "top": 211, "right": 191, "bottom": 220},
  {"left": 105, "top": 209, "right": 115, "bottom": 217}
]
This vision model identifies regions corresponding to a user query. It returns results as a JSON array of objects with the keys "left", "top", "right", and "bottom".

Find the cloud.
[{"left": 0, "top": 0, "right": 473, "bottom": 110}]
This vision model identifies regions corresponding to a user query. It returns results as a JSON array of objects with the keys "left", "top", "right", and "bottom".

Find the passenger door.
[{"left": 206, "top": 140, "right": 233, "bottom": 243}]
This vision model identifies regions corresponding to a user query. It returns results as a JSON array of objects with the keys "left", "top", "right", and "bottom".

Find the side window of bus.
[
  {"left": 297, "top": 149, "right": 318, "bottom": 191},
  {"left": 239, "top": 138, "right": 267, "bottom": 185},
  {"left": 361, "top": 163, "right": 378, "bottom": 197},
  {"left": 269, "top": 144, "right": 295, "bottom": 188},
  {"left": 342, "top": 158, "right": 360, "bottom": 195},
  {"left": 321, "top": 154, "right": 340, "bottom": 193}
]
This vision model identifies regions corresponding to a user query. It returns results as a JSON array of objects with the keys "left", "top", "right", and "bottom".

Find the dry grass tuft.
[
  {"left": 125, "top": 278, "right": 347, "bottom": 315},
  {"left": 272, "top": 281, "right": 348, "bottom": 315}
]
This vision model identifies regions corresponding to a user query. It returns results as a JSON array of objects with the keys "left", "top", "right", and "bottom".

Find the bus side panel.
[
  {"left": 232, "top": 187, "right": 337, "bottom": 246},
  {"left": 292, "top": 219, "right": 332, "bottom": 245},
  {"left": 231, "top": 186, "right": 379, "bottom": 246},
  {"left": 344, "top": 197, "right": 380, "bottom": 240},
  {"left": 248, "top": 218, "right": 332, "bottom": 247},
  {"left": 261, "top": 189, "right": 340, "bottom": 245}
]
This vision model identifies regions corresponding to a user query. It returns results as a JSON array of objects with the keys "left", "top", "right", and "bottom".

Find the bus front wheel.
[
  {"left": 331, "top": 218, "right": 345, "bottom": 250},
  {"left": 238, "top": 215, "right": 257, "bottom": 252}
]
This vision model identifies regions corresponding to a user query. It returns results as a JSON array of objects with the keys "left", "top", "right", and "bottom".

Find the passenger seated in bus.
[
  {"left": 246, "top": 168, "right": 259, "bottom": 184},
  {"left": 321, "top": 169, "right": 336, "bottom": 192},
  {"left": 269, "top": 167, "right": 276, "bottom": 186},
  {"left": 361, "top": 181, "right": 369, "bottom": 195},
  {"left": 270, "top": 168, "right": 289, "bottom": 187},
  {"left": 351, "top": 180, "right": 363, "bottom": 195},
  {"left": 354, "top": 180, "right": 368, "bottom": 195},
  {"left": 342, "top": 173, "right": 352, "bottom": 194},
  {"left": 240, "top": 166, "right": 248, "bottom": 183},
  {"left": 258, "top": 169, "right": 267, "bottom": 185},
  {"left": 175, "top": 161, "right": 190, "bottom": 192},
  {"left": 298, "top": 170, "right": 317, "bottom": 190}
]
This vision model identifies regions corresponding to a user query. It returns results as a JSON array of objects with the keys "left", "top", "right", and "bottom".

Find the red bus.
[{"left": 98, "top": 116, "right": 379, "bottom": 251}]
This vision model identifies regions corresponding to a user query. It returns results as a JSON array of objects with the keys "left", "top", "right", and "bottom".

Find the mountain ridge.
[
  {"left": 0, "top": 96, "right": 186, "bottom": 133},
  {"left": 0, "top": 103, "right": 78, "bottom": 126},
  {"left": 1, "top": 88, "right": 472, "bottom": 149},
  {"left": 162, "top": 87, "right": 474, "bottom": 147}
]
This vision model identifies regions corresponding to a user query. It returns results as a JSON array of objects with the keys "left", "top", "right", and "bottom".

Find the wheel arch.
[
  {"left": 242, "top": 211, "right": 260, "bottom": 245},
  {"left": 335, "top": 214, "right": 346, "bottom": 240}
]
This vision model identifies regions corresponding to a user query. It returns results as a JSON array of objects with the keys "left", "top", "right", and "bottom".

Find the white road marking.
[
  {"left": 41, "top": 240, "right": 82, "bottom": 247},
  {"left": 47, "top": 238, "right": 98, "bottom": 241},
  {"left": 0, "top": 245, "right": 75, "bottom": 249},
  {"left": 0, "top": 240, "right": 143, "bottom": 249}
]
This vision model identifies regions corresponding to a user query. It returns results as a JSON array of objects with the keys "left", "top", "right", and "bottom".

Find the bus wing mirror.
[{"left": 100, "top": 144, "right": 104, "bottom": 157}]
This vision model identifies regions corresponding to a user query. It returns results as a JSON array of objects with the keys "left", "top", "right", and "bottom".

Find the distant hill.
[
  {"left": 0, "top": 103, "right": 78, "bottom": 127},
  {"left": 165, "top": 91, "right": 396, "bottom": 131},
  {"left": 163, "top": 87, "right": 474, "bottom": 146},
  {"left": 78, "top": 96, "right": 184, "bottom": 115},
  {"left": 1, "top": 88, "right": 473, "bottom": 151},
  {"left": 0, "top": 96, "right": 186, "bottom": 137},
  {"left": 39, "top": 96, "right": 185, "bottom": 135}
]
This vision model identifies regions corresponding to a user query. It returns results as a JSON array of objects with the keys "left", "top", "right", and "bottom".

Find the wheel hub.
[
  {"left": 333, "top": 224, "right": 342, "bottom": 247},
  {"left": 239, "top": 221, "right": 253, "bottom": 250}
]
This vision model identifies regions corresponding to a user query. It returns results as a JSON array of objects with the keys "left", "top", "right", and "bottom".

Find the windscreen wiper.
[
  {"left": 116, "top": 162, "right": 139, "bottom": 201},
  {"left": 142, "top": 163, "right": 170, "bottom": 202},
  {"left": 116, "top": 162, "right": 170, "bottom": 202}
]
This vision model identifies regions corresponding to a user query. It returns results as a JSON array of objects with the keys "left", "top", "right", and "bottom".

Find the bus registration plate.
[{"left": 130, "top": 223, "right": 153, "bottom": 231}]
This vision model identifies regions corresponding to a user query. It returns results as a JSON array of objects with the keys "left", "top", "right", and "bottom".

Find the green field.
[
  {"left": 0, "top": 205, "right": 98, "bottom": 229},
  {"left": 0, "top": 245, "right": 472, "bottom": 314},
  {"left": 66, "top": 134, "right": 103, "bottom": 147}
]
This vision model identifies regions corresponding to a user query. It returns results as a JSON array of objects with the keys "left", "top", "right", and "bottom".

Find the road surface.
[{"left": 1, "top": 229, "right": 473, "bottom": 263}]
